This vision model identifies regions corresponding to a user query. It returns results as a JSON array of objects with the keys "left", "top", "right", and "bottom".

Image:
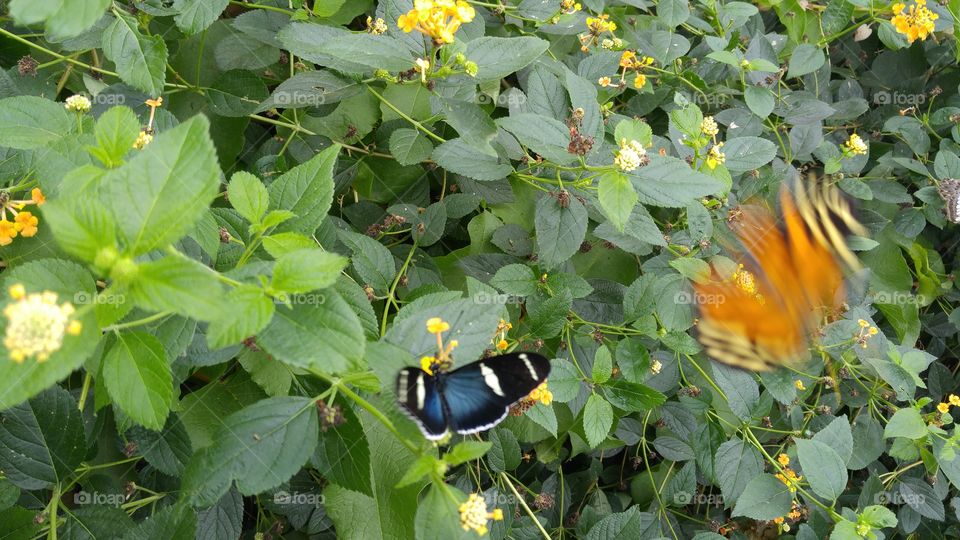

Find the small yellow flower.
[
  {"left": 701, "top": 116, "right": 719, "bottom": 137},
  {"left": 586, "top": 15, "right": 617, "bottom": 33},
  {"left": 619, "top": 50, "right": 637, "bottom": 68},
  {"left": 773, "top": 516, "right": 784, "bottom": 525},
  {"left": 14, "top": 212, "right": 38, "bottom": 237},
  {"left": 650, "top": 359, "right": 662, "bottom": 375},
  {"left": 775, "top": 469, "right": 803, "bottom": 493},
  {"left": 858, "top": 319, "right": 870, "bottom": 328},
  {"left": 459, "top": 493, "right": 502, "bottom": 535},
  {"left": 528, "top": 382, "right": 553, "bottom": 405},
  {"left": 0, "top": 220, "right": 17, "bottom": 246},
  {"left": 705, "top": 142, "right": 725, "bottom": 169},
  {"left": 841, "top": 133, "right": 868, "bottom": 157},
  {"left": 949, "top": 394, "right": 960, "bottom": 406},
  {"left": 3, "top": 287, "right": 80, "bottom": 363},
  {"left": 794, "top": 379, "right": 806, "bottom": 391},
  {"left": 777, "top": 453, "right": 790, "bottom": 466},
  {"left": 868, "top": 327, "right": 878, "bottom": 335},
  {"left": 397, "top": 0, "right": 475, "bottom": 44},
  {"left": 598, "top": 76, "right": 613, "bottom": 87},
  {"left": 938, "top": 402, "right": 950, "bottom": 414},
  {"left": 426, "top": 317, "right": 450, "bottom": 334},
  {"left": 560, "top": 0, "right": 581, "bottom": 13},
  {"left": 367, "top": 16, "right": 388, "bottom": 34},
  {"left": 8, "top": 285, "right": 25, "bottom": 301},
  {"left": 496, "top": 339, "right": 508, "bottom": 351},
  {"left": 133, "top": 130, "right": 153, "bottom": 150},
  {"left": 31, "top": 188, "right": 45, "bottom": 206},
  {"left": 732, "top": 264, "right": 760, "bottom": 297},
  {"left": 420, "top": 356, "right": 436, "bottom": 376},
  {"left": 64, "top": 95, "right": 92, "bottom": 113},
  {"left": 633, "top": 73, "right": 646, "bottom": 89},
  {"left": 891, "top": 0, "right": 938, "bottom": 43}
]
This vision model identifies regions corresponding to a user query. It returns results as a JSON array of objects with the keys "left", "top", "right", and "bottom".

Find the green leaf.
[
  {"left": 583, "top": 393, "right": 614, "bottom": 448},
  {"left": 207, "top": 69, "right": 270, "bottom": 117},
  {"left": 715, "top": 438, "right": 763, "bottom": 504},
  {"left": 796, "top": 438, "right": 847, "bottom": 501},
  {"left": 658, "top": 0, "right": 690, "bottom": 27},
  {"left": 498, "top": 114, "right": 576, "bottom": 165},
  {"left": 884, "top": 408, "right": 927, "bottom": 439},
  {"left": 744, "top": 86, "right": 775, "bottom": 118},
  {"left": 174, "top": 0, "right": 229, "bottom": 34},
  {"left": 272, "top": 249, "right": 348, "bottom": 294},
  {"left": 91, "top": 105, "right": 139, "bottom": 167},
  {"left": 614, "top": 119, "right": 653, "bottom": 146},
  {"left": 0, "top": 96, "right": 72, "bottom": 150},
  {"left": 196, "top": 489, "right": 243, "bottom": 540},
  {"left": 592, "top": 345, "right": 613, "bottom": 383},
  {"left": 787, "top": 44, "right": 825, "bottom": 78},
  {"left": 720, "top": 136, "right": 777, "bottom": 173},
  {"left": 102, "top": 12, "right": 167, "bottom": 96},
  {"left": 338, "top": 230, "right": 397, "bottom": 294},
  {"left": 106, "top": 115, "right": 220, "bottom": 255},
  {"left": 262, "top": 232, "right": 317, "bottom": 258},
  {"left": 0, "top": 387, "right": 85, "bottom": 489},
  {"left": 731, "top": 474, "right": 793, "bottom": 519},
  {"left": 488, "top": 428, "right": 521, "bottom": 472},
  {"left": 432, "top": 138, "right": 513, "bottom": 181},
  {"left": 127, "top": 256, "right": 224, "bottom": 320},
  {"left": 535, "top": 192, "right": 588, "bottom": 269},
  {"left": 465, "top": 36, "right": 549, "bottom": 81},
  {"left": 602, "top": 380, "right": 666, "bottom": 412},
  {"left": 278, "top": 23, "right": 415, "bottom": 72},
  {"left": 444, "top": 441, "right": 492, "bottom": 465},
  {"left": 9, "top": 0, "right": 109, "bottom": 38},
  {"left": 584, "top": 506, "right": 647, "bottom": 539},
  {"left": 63, "top": 505, "right": 135, "bottom": 539},
  {"left": 126, "top": 414, "right": 192, "bottom": 476},
  {"left": 312, "top": 400, "right": 371, "bottom": 495},
  {"left": 227, "top": 171, "right": 269, "bottom": 224},
  {"left": 183, "top": 397, "right": 318, "bottom": 505},
  {"left": 257, "top": 291, "right": 366, "bottom": 374},
  {"left": 102, "top": 332, "right": 173, "bottom": 431},
  {"left": 120, "top": 503, "right": 196, "bottom": 539},
  {"left": 598, "top": 172, "right": 639, "bottom": 233},
  {"left": 389, "top": 128, "right": 434, "bottom": 166},
  {"left": 630, "top": 157, "right": 724, "bottom": 207},
  {"left": 206, "top": 285, "right": 275, "bottom": 349},
  {"left": 490, "top": 264, "right": 537, "bottom": 296},
  {"left": 41, "top": 200, "right": 117, "bottom": 263},
  {"left": 712, "top": 363, "right": 759, "bottom": 421},
  {"left": 267, "top": 144, "right": 339, "bottom": 234},
  {"left": 414, "top": 485, "right": 472, "bottom": 540}
]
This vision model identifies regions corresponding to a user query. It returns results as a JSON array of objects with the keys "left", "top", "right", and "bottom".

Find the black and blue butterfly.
[{"left": 395, "top": 352, "right": 551, "bottom": 440}]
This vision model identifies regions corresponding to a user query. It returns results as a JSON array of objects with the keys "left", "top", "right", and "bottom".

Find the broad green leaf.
[
  {"left": 535, "top": 192, "right": 588, "bottom": 269},
  {"left": 715, "top": 438, "right": 763, "bottom": 505},
  {"left": 788, "top": 44, "right": 825, "bottom": 78},
  {"left": 102, "top": 332, "right": 172, "bottom": 430},
  {"left": 126, "top": 414, "right": 192, "bottom": 476},
  {"left": 583, "top": 393, "right": 613, "bottom": 448},
  {"left": 0, "top": 386, "right": 85, "bottom": 489},
  {"left": 796, "top": 438, "right": 847, "bottom": 501},
  {"left": 91, "top": 105, "right": 139, "bottom": 167},
  {"left": 712, "top": 363, "right": 759, "bottom": 421},
  {"left": 720, "top": 136, "right": 777, "bottom": 173},
  {"left": 884, "top": 408, "right": 927, "bottom": 439},
  {"left": 262, "top": 232, "right": 317, "bottom": 258},
  {"left": 272, "top": 249, "right": 347, "bottom": 294},
  {"left": 745, "top": 86, "right": 775, "bottom": 118},
  {"left": 0, "top": 96, "right": 72, "bottom": 150},
  {"left": 102, "top": 12, "right": 167, "bottom": 96},
  {"left": 584, "top": 506, "right": 648, "bottom": 539},
  {"left": 338, "top": 230, "right": 397, "bottom": 294},
  {"left": 183, "top": 397, "right": 319, "bottom": 505},
  {"left": 206, "top": 69, "right": 270, "bottom": 117},
  {"left": 731, "top": 474, "right": 793, "bottom": 519},
  {"left": 414, "top": 485, "right": 472, "bottom": 540},
  {"left": 257, "top": 291, "right": 366, "bottom": 374},
  {"left": 498, "top": 114, "right": 576, "bottom": 165},
  {"left": 465, "top": 36, "right": 549, "bottom": 81},
  {"left": 9, "top": 0, "right": 109, "bottom": 38},
  {"left": 432, "top": 138, "right": 513, "bottom": 181},
  {"left": 598, "top": 172, "right": 638, "bottom": 232},
  {"left": 206, "top": 285, "right": 275, "bottom": 349},
  {"left": 267, "top": 144, "right": 339, "bottom": 234},
  {"left": 630, "top": 157, "right": 724, "bottom": 206},
  {"left": 196, "top": 489, "right": 243, "bottom": 540},
  {"left": 389, "top": 128, "right": 434, "bottom": 166},
  {"left": 490, "top": 264, "right": 537, "bottom": 296},
  {"left": 41, "top": 200, "right": 117, "bottom": 263},
  {"left": 444, "top": 441, "right": 492, "bottom": 465},
  {"left": 592, "top": 345, "right": 613, "bottom": 384},
  {"left": 488, "top": 428, "right": 521, "bottom": 472},
  {"left": 227, "top": 171, "right": 269, "bottom": 224},
  {"left": 126, "top": 256, "right": 224, "bottom": 320},
  {"left": 174, "top": 0, "right": 229, "bottom": 34},
  {"left": 119, "top": 503, "right": 196, "bottom": 539},
  {"left": 105, "top": 115, "right": 220, "bottom": 255},
  {"left": 602, "top": 380, "right": 666, "bottom": 412},
  {"left": 63, "top": 505, "right": 135, "bottom": 539},
  {"left": 278, "top": 23, "right": 414, "bottom": 73}
]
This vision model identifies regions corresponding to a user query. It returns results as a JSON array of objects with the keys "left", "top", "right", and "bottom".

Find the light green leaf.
[
  {"left": 796, "top": 438, "right": 847, "bottom": 501},
  {"left": 788, "top": 44, "right": 826, "bottom": 78},
  {"left": 884, "top": 408, "right": 927, "bottom": 439},
  {"left": 174, "top": 0, "right": 229, "bottom": 34},
  {"left": 272, "top": 249, "right": 348, "bottom": 294},
  {"left": 535, "top": 192, "right": 588, "bottom": 269},
  {"left": 389, "top": 128, "right": 434, "bottom": 166},
  {"left": 465, "top": 36, "right": 549, "bottom": 81},
  {"left": 227, "top": 171, "right": 269, "bottom": 225},
  {"left": 583, "top": 394, "right": 613, "bottom": 448},
  {"left": 731, "top": 474, "right": 793, "bottom": 519},
  {"left": 267, "top": 144, "right": 339, "bottom": 234},
  {"left": 126, "top": 256, "right": 224, "bottom": 320},
  {"left": 102, "top": 12, "right": 167, "bottom": 96},
  {"left": 102, "top": 332, "right": 173, "bottom": 431},
  {"left": 206, "top": 285, "right": 276, "bottom": 349},
  {"left": 598, "top": 171, "right": 639, "bottom": 233},
  {"left": 0, "top": 96, "right": 72, "bottom": 150}
]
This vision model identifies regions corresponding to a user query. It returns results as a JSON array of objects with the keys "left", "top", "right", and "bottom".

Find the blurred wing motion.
[
  {"left": 396, "top": 352, "right": 551, "bottom": 440},
  {"left": 694, "top": 176, "right": 867, "bottom": 371}
]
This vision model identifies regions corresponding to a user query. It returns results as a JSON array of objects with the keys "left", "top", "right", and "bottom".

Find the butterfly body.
[
  {"left": 694, "top": 176, "right": 866, "bottom": 371},
  {"left": 396, "top": 352, "right": 551, "bottom": 440}
]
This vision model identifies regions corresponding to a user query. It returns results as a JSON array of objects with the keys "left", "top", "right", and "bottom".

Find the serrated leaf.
[
  {"left": 102, "top": 12, "right": 167, "bottom": 96},
  {"left": 267, "top": 144, "right": 339, "bottom": 234},
  {"left": 103, "top": 332, "right": 172, "bottom": 431},
  {"left": 0, "top": 96, "right": 72, "bottom": 150},
  {"left": 272, "top": 249, "right": 348, "bottom": 294},
  {"left": 389, "top": 128, "right": 433, "bottom": 166},
  {"left": 583, "top": 394, "right": 613, "bottom": 448}
]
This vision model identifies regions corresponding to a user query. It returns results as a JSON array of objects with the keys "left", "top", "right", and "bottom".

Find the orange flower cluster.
[
  {"left": 891, "top": 0, "right": 938, "bottom": 43},
  {"left": 0, "top": 188, "right": 45, "bottom": 246}
]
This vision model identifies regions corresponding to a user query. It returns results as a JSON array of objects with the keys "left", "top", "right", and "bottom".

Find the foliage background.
[{"left": 1, "top": 0, "right": 960, "bottom": 538}]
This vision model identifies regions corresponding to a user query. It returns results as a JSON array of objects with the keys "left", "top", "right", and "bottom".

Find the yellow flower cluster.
[
  {"left": 398, "top": 0, "right": 475, "bottom": 44},
  {"left": 774, "top": 454, "right": 803, "bottom": 493},
  {"left": 891, "top": 0, "right": 938, "bottom": 44},
  {"left": 794, "top": 379, "right": 806, "bottom": 391},
  {"left": 706, "top": 142, "right": 725, "bottom": 170},
  {"left": 459, "top": 493, "right": 503, "bottom": 535},
  {"left": 936, "top": 394, "right": 960, "bottom": 415},
  {"left": 731, "top": 264, "right": 764, "bottom": 304},
  {"left": 618, "top": 50, "right": 655, "bottom": 89},
  {"left": 528, "top": 382, "right": 553, "bottom": 405},
  {"left": 614, "top": 138, "right": 648, "bottom": 172},
  {"left": 422, "top": 317, "right": 458, "bottom": 374},
  {"left": 701, "top": 116, "right": 719, "bottom": 137},
  {"left": 65, "top": 95, "right": 92, "bottom": 113},
  {"left": 0, "top": 188, "right": 45, "bottom": 246},
  {"left": 650, "top": 359, "right": 662, "bottom": 375},
  {"left": 366, "top": 16, "right": 388, "bottom": 35},
  {"left": 841, "top": 133, "right": 868, "bottom": 157},
  {"left": 561, "top": 0, "right": 581, "bottom": 14},
  {"left": 579, "top": 14, "right": 617, "bottom": 52},
  {"left": 4, "top": 284, "right": 82, "bottom": 363},
  {"left": 855, "top": 319, "right": 879, "bottom": 349}
]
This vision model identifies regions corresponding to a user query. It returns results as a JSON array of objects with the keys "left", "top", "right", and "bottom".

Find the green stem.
[
  {"left": 380, "top": 241, "right": 419, "bottom": 336},
  {"left": 367, "top": 86, "right": 446, "bottom": 143},
  {"left": 500, "top": 472, "right": 550, "bottom": 540}
]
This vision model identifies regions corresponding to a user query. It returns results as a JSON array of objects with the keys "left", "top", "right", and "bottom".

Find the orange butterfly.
[{"left": 694, "top": 176, "right": 867, "bottom": 371}]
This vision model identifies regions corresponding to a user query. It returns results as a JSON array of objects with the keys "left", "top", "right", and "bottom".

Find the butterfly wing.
[
  {"left": 395, "top": 367, "right": 449, "bottom": 440},
  {"left": 694, "top": 177, "right": 860, "bottom": 370},
  {"left": 443, "top": 353, "right": 551, "bottom": 435}
]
